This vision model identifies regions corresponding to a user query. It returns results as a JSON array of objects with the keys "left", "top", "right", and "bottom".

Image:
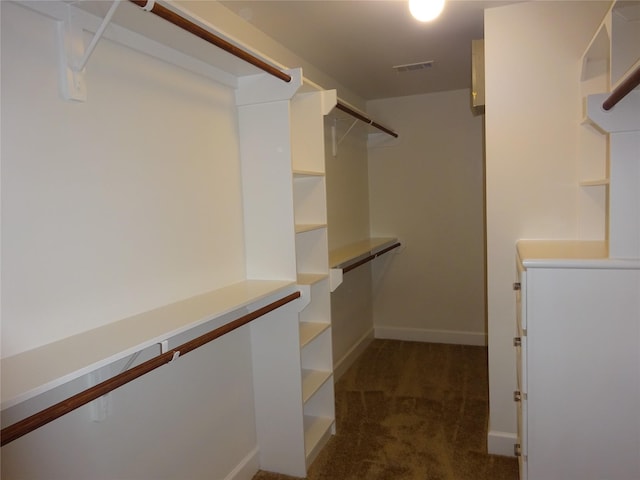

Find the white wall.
[
  {"left": 1, "top": 2, "right": 246, "bottom": 358},
  {"left": 324, "top": 116, "right": 375, "bottom": 376},
  {"left": 0, "top": 3, "right": 260, "bottom": 478},
  {"left": 484, "top": 0, "right": 611, "bottom": 454},
  {"left": 367, "top": 89, "right": 486, "bottom": 346}
]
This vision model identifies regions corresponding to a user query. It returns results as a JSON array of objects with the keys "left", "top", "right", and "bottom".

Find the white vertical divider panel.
[
  {"left": 236, "top": 69, "right": 309, "bottom": 476},
  {"left": 237, "top": 69, "right": 302, "bottom": 281},
  {"left": 609, "top": 131, "right": 640, "bottom": 258}
]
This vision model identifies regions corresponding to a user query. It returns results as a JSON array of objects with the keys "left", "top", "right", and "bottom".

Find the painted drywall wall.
[
  {"left": 367, "top": 89, "right": 486, "bottom": 346},
  {"left": 483, "top": 0, "right": 611, "bottom": 454},
  {"left": 186, "top": 1, "right": 367, "bottom": 110},
  {"left": 0, "top": 3, "right": 253, "bottom": 478},
  {"left": 1, "top": 2, "right": 245, "bottom": 357},
  {"left": 324, "top": 115, "right": 375, "bottom": 376}
]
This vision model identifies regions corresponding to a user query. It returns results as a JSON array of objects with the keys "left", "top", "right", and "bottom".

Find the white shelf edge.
[
  {"left": 301, "top": 369, "right": 332, "bottom": 403},
  {"left": 1, "top": 279, "right": 298, "bottom": 410},
  {"left": 295, "top": 223, "right": 327, "bottom": 234},
  {"left": 297, "top": 273, "right": 329, "bottom": 286},
  {"left": 293, "top": 169, "right": 325, "bottom": 177},
  {"left": 299, "top": 322, "right": 330, "bottom": 348}
]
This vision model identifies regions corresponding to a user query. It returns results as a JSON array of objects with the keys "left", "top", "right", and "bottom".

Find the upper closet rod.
[
  {"left": 336, "top": 101, "right": 399, "bottom": 138},
  {"left": 0, "top": 291, "right": 301, "bottom": 447},
  {"left": 129, "top": 0, "right": 292, "bottom": 83},
  {"left": 602, "top": 64, "right": 640, "bottom": 111}
]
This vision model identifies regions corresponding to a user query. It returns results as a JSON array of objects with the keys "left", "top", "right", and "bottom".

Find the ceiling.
[{"left": 219, "top": 0, "right": 522, "bottom": 100}]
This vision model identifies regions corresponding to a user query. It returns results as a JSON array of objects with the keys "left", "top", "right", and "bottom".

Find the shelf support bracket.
[
  {"left": 57, "top": 0, "right": 121, "bottom": 101},
  {"left": 331, "top": 118, "right": 358, "bottom": 157}
]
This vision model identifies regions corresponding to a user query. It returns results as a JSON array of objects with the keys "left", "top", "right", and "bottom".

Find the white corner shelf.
[
  {"left": 0, "top": 280, "right": 297, "bottom": 410},
  {"left": 293, "top": 169, "right": 325, "bottom": 177},
  {"left": 579, "top": 178, "right": 610, "bottom": 186},
  {"left": 303, "top": 415, "right": 335, "bottom": 463}
]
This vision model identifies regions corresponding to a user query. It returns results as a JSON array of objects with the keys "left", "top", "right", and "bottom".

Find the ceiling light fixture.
[{"left": 408, "top": 0, "right": 445, "bottom": 22}]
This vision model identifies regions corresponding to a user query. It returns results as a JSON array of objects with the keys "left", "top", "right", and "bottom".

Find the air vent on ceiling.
[{"left": 392, "top": 60, "right": 434, "bottom": 73}]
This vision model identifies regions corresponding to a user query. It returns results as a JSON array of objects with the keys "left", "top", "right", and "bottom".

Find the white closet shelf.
[
  {"left": 295, "top": 224, "right": 327, "bottom": 234},
  {"left": 1, "top": 280, "right": 297, "bottom": 410},
  {"left": 301, "top": 369, "right": 332, "bottom": 403},
  {"left": 304, "top": 416, "right": 335, "bottom": 463},
  {"left": 297, "top": 273, "right": 329, "bottom": 285},
  {"left": 329, "top": 237, "right": 399, "bottom": 269},
  {"left": 293, "top": 170, "right": 325, "bottom": 177},
  {"left": 299, "top": 322, "right": 330, "bottom": 348}
]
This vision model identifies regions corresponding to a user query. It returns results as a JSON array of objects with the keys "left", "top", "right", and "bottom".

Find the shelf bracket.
[
  {"left": 331, "top": 118, "right": 359, "bottom": 157},
  {"left": 57, "top": 0, "right": 121, "bottom": 101}
]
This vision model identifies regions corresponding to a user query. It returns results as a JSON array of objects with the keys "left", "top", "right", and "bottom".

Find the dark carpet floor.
[{"left": 253, "top": 339, "right": 519, "bottom": 480}]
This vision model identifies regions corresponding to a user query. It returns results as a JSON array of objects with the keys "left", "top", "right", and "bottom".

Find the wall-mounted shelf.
[
  {"left": 1, "top": 280, "right": 297, "bottom": 411},
  {"left": 329, "top": 237, "right": 400, "bottom": 269},
  {"left": 328, "top": 238, "right": 401, "bottom": 292}
]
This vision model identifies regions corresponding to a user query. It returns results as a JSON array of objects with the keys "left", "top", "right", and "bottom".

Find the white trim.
[
  {"left": 487, "top": 430, "right": 518, "bottom": 457},
  {"left": 333, "top": 328, "right": 375, "bottom": 380},
  {"left": 224, "top": 447, "right": 260, "bottom": 480},
  {"left": 374, "top": 326, "right": 487, "bottom": 346}
]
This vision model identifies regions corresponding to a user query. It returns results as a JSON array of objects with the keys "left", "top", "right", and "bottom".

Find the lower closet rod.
[
  {"left": 0, "top": 291, "right": 301, "bottom": 447},
  {"left": 342, "top": 242, "right": 401, "bottom": 274}
]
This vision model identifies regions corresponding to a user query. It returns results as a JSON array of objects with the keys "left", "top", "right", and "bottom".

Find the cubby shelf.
[
  {"left": 291, "top": 88, "right": 336, "bottom": 471},
  {"left": 295, "top": 224, "right": 327, "bottom": 233},
  {"left": 299, "top": 322, "right": 330, "bottom": 348},
  {"left": 304, "top": 415, "right": 335, "bottom": 462},
  {"left": 301, "top": 369, "right": 332, "bottom": 403}
]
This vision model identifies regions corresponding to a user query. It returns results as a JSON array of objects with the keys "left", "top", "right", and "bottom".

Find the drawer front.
[{"left": 516, "top": 391, "right": 528, "bottom": 479}]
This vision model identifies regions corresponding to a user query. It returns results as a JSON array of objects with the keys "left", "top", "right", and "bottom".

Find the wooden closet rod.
[
  {"left": 0, "top": 291, "right": 301, "bottom": 447},
  {"left": 342, "top": 242, "right": 401, "bottom": 274},
  {"left": 128, "top": 0, "right": 292, "bottom": 83},
  {"left": 602, "top": 64, "right": 640, "bottom": 111},
  {"left": 336, "top": 101, "right": 399, "bottom": 138}
]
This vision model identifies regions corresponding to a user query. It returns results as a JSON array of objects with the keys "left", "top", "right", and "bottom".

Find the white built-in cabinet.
[
  {"left": 515, "top": 3, "right": 640, "bottom": 478},
  {"left": 1, "top": 1, "right": 335, "bottom": 478},
  {"left": 514, "top": 240, "right": 640, "bottom": 480}
]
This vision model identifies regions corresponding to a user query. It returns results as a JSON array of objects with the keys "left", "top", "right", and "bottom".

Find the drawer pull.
[
  {"left": 514, "top": 443, "right": 522, "bottom": 457},
  {"left": 514, "top": 390, "right": 522, "bottom": 402},
  {"left": 513, "top": 282, "right": 521, "bottom": 291},
  {"left": 513, "top": 337, "right": 522, "bottom": 347}
]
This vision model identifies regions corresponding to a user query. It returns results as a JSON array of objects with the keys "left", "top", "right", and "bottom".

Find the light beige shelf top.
[
  {"left": 1, "top": 280, "right": 297, "bottom": 410},
  {"left": 516, "top": 240, "right": 640, "bottom": 269},
  {"left": 329, "top": 237, "right": 398, "bottom": 268}
]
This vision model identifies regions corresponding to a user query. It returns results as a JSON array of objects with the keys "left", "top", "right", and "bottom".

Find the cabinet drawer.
[{"left": 515, "top": 334, "right": 527, "bottom": 394}]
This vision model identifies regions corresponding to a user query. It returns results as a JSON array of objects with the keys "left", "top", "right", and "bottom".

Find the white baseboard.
[
  {"left": 224, "top": 447, "right": 260, "bottom": 480},
  {"left": 333, "top": 328, "right": 375, "bottom": 380},
  {"left": 374, "top": 326, "right": 487, "bottom": 346},
  {"left": 487, "top": 430, "right": 518, "bottom": 457}
]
